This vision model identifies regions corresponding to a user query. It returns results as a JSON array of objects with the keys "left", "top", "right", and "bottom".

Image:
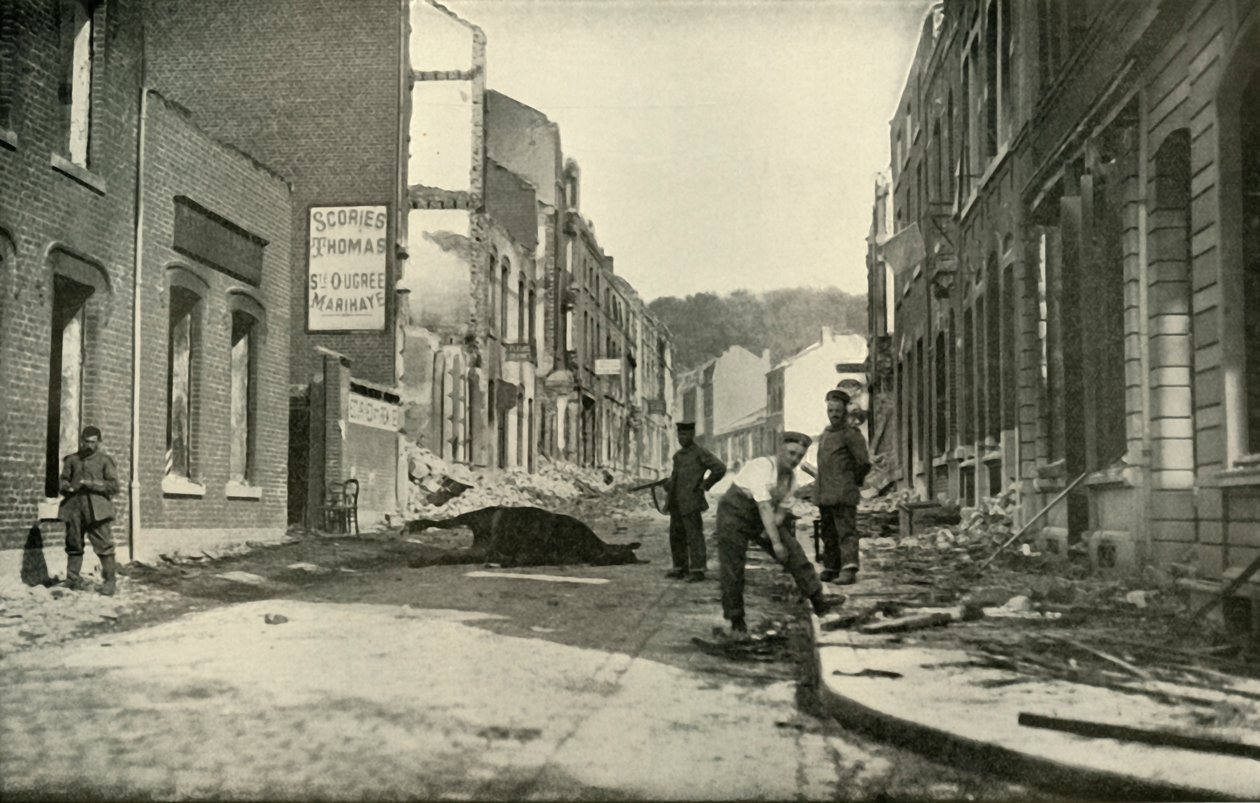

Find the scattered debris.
[
  {"left": 832, "top": 668, "right": 904, "bottom": 679},
  {"left": 859, "top": 611, "right": 954, "bottom": 635},
  {"left": 263, "top": 613, "right": 289, "bottom": 625},
  {"left": 464, "top": 571, "right": 609, "bottom": 585},
  {"left": 1017, "top": 712, "right": 1260, "bottom": 761},
  {"left": 214, "top": 571, "right": 267, "bottom": 586}
]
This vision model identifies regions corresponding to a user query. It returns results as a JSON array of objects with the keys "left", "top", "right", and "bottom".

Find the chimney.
[
  {"left": 821, "top": 325, "right": 833, "bottom": 344},
  {"left": 762, "top": 348, "right": 771, "bottom": 364}
]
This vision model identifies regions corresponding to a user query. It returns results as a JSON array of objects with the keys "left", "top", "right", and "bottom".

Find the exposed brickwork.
[
  {"left": 134, "top": 92, "right": 291, "bottom": 541},
  {"left": 0, "top": 0, "right": 143, "bottom": 548},
  {"left": 143, "top": 0, "right": 405, "bottom": 387}
]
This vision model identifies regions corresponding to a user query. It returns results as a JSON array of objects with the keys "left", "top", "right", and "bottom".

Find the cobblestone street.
[{"left": 1, "top": 512, "right": 1036, "bottom": 801}]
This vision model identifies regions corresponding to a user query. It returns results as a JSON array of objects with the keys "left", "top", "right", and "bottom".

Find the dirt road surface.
[{"left": 1, "top": 509, "right": 1041, "bottom": 801}]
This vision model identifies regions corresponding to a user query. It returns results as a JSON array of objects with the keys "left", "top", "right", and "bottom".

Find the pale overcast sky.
[{"left": 441, "top": 0, "right": 932, "bottom": 301}]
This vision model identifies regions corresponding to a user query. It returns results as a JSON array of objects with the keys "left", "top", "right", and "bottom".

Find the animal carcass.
[{"left": 405, "top": 506, "right": 642, "bottom": 567}]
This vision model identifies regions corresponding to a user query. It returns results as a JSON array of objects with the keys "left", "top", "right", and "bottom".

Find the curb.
[{"left": 808, "top": 617, "right": 1245, "bottom": 802}]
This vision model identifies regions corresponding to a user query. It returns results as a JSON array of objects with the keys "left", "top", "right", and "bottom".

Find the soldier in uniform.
[
  {"left": 715, "top": 431, "right": 843, "bottom": 638},
  {"left": 809, "top": 389, "right": 871, "bottom": 585},
  {"left": 58, "top": 426, "right": 121, "bottom": 596},
  {"left": 663, "top": 422, "right": 726, "bottom": 582}
]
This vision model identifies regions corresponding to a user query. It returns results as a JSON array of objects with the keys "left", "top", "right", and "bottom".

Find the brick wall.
[
  {"left": 144, "top": 0, "right": 404, "bottom": 388},
  {"left": 133, "top": 92, "right": 291, "bottom": 547},
  {"left": 0, "top": 0, "right": 143, "bottom": 548}
]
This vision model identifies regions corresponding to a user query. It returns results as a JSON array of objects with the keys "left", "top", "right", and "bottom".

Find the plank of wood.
[
  {"left": 1192, "top": 552, "right": 1260, "bottom": 620},
  {"left": 1050, "top": 636, "right": 1153, "bottom": 681},
  {"left": 859, "top": 612, "right": 953, "bottom": 635},
  {"left": 1017, "top": 712, "right": 1260, "bottom": 761}
]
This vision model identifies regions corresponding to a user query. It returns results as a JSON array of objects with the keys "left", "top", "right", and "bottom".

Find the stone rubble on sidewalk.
[
  {"left": 0, "top": 573, "right": 180, "bottom": 657},
  {"left": 800, "top": 480, "right": 1260, "bottom": 799}
]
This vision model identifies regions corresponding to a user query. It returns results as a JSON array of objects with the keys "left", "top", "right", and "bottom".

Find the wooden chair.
[{"left": 322, "top": 479, "right": 360, "bottom": 534}]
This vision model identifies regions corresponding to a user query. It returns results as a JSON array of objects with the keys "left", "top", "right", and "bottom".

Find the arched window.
[
  {"left": 985, "top": 253, "right": 1001, "bottom": 441},
  {"left": 165, "top": 267, "right": 208, "bottom": 481},
  {"left": 517, "top": 276, "right": 526, "bottom": 341},
  {"left": 500, "top": 257, "right": 510, "bottom": 339},
  {"left": 227, "top": 292, "right": 265, "bottom": 486},
  {"left": 488, "top": 250, "right": 498, "bottom": 335},
  {"left": 46, "top": 250, "right": 110, "bottom": 496},
  {"left": 527, "top": 286, "right": 537, "bottom": 353}
]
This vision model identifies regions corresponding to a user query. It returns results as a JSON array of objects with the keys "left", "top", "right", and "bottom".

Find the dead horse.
[{"left": 405, "top": 505, "right": 643, "bottom": 567}]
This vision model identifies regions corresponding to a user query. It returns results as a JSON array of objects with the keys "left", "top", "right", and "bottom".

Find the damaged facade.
[
  {"left": 403, "top": 2, "right": 673, "bottom": 480},
  {"left": 870, "top": 0, "right": 1260, "bottom": 628},
  {"left": 0, "top": 0, "right": 293, "bottom": 560},
  {"left": 145, "top": 0, "right": 410, "bottom": 530}
]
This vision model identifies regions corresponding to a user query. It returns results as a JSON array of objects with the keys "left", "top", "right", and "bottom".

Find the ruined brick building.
[
  {"left": 0, "top": 0, "right": 292, "bottom": 561},
  {"left": 870, "top": 0, "right": 1260, "bottom": 626}
]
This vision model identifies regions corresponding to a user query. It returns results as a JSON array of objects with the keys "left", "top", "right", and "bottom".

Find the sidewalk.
[{"left": 807, "top": 568, "right": 1260, "bottom": 801}]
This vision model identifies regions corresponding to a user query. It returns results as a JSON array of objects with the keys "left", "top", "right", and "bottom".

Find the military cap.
[
  {"left": 782, "top": 431, "right": 812, "bottom": 449},
  {"left": 675, "top": 421, "right": 696, "bottom": 431},
  {"left": 825, "top": 388, "right": 851, "bottom": 405}
]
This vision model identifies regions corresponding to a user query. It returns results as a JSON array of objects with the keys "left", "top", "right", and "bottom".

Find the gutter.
[{"left": 128, "top": 66, "right": 149, "bottom": 561}]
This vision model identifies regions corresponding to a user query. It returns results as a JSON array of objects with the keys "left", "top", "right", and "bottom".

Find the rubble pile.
[
  {"left": 827, "top": 483, "right": 1260, "bottom": 674},
  {"left": 0, "top": 576, "right": 178, "bottom": 656},
  {"left": 403, "top": 444, "right": 646, "bottom": 522}
]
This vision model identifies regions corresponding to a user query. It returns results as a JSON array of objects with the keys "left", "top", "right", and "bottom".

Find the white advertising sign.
[
  {"left": 595, "top": 358, "right": 622, "bottom": 376},
  {"left": 308, "top": 205, "right": 389, "bottom": 331},
  {"left": 349, "top": 394, "right": 402, "bottom": 432}
]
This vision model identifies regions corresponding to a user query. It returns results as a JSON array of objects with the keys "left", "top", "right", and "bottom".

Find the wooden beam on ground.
[
  {"left": 1018, "top": 712, "right": 1260, "bottom": 761},
  {"left": 1191, "top": 553, "right": 1260, "bottom": 620}
]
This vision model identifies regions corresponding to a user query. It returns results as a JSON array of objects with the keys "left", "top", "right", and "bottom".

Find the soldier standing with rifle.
[{"left": 663, "top": 422, "right": 726, "bottom": 582}]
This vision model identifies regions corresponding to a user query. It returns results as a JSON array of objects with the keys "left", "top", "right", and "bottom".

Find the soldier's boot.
[
  {"left": 63, "top": 555, "right": 85, "bottom": 591},
  {"left": 99, "top": 556, "right": 117, "bottom": 597}
]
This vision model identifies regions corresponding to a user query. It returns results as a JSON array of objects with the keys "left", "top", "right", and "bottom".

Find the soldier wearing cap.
[
  {"left": 807, "top": 388, "right": 871, "bottom": 585},
  {"left": 715, "top": 431, "right": 842, "bottom": 638},
  {"left": 663, "top": 422, "right": 726, "bottom": 581},
  {"left": 58, "top": 425, "right": 121, "bottom": 595}
]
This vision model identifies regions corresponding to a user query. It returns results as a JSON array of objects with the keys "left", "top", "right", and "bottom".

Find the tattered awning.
[{"left": 879, "top": 222, "right": 925, "bottom": 278}]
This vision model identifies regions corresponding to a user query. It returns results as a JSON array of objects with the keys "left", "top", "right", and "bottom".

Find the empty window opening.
[
  {"left": 1002, "top": 263, "right": 1017, "bottom": 429},
  {"left": 45, "top": 276, "right": 93, "bottom": 497},
  {"left": 935, "top": 331, "right": 948, "bottom": 454},
  {"left": 963, "top": 305, "right": 977, "bottom": 443},
  {"left": 59, "top": 0, "right": 96, "bottom": 166},
  {"left": 229, "top": 313, "right": 257, "bottom": 484},
  {"left": 166, "top": 288, "right": 200, "bottom": 479},
  {"left": 1241, "top": 68, "right": 1260, "bottom": 454},
  {"left": 984, "top": 3, "right": 998, "bottom": 160}
]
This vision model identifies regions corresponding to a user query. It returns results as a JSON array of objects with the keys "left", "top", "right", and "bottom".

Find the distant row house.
[
  {"left": 0, "top": 0, "right": 674, "bottom": 566},
  {"left": 869, "top": 0, "right": 1260, "bottom": 629},
  {"left": 676, "top": 330, "right": 867, "bottom": 473}
]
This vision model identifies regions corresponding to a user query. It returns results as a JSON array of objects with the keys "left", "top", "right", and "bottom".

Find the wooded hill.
[{"left": 647, "top": 287, "right": 867, "bottom": 372}]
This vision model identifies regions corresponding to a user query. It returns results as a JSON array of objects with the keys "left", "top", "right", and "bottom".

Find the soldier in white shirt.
[{"left": 715, "top": 431, "right": 843, "bottom": 638}]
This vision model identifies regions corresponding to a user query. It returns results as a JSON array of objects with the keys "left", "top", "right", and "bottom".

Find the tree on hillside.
[{"left": 647, "top": 286, "right": 867, "bottom": 371}]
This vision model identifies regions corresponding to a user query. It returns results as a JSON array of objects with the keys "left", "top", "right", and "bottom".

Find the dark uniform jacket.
[
  {"left": 666, "top": 443, "right": 727, "bottom": 515},
  {"left": 815, "top": 424, "right": 871, "bottom": 507},
  {"left": 59, "top": 450, "right": 120, "bottom": 524}
]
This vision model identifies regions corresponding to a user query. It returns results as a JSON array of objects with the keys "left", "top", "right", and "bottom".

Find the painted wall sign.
[
  {"left": 646, "top": 399, "right": 667, "bottom": 415},
  {"left": 504, "top": 342, "right": 534, "bottom": 362},
  {"left": 349, "top": 393, "right": 402, "bottom": 432},
  {"left": 595, "top": 358, "right": 621, "bottom": 376},
  {"left": 308, "top": 205, "right": 389, "bottom": 331}
]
